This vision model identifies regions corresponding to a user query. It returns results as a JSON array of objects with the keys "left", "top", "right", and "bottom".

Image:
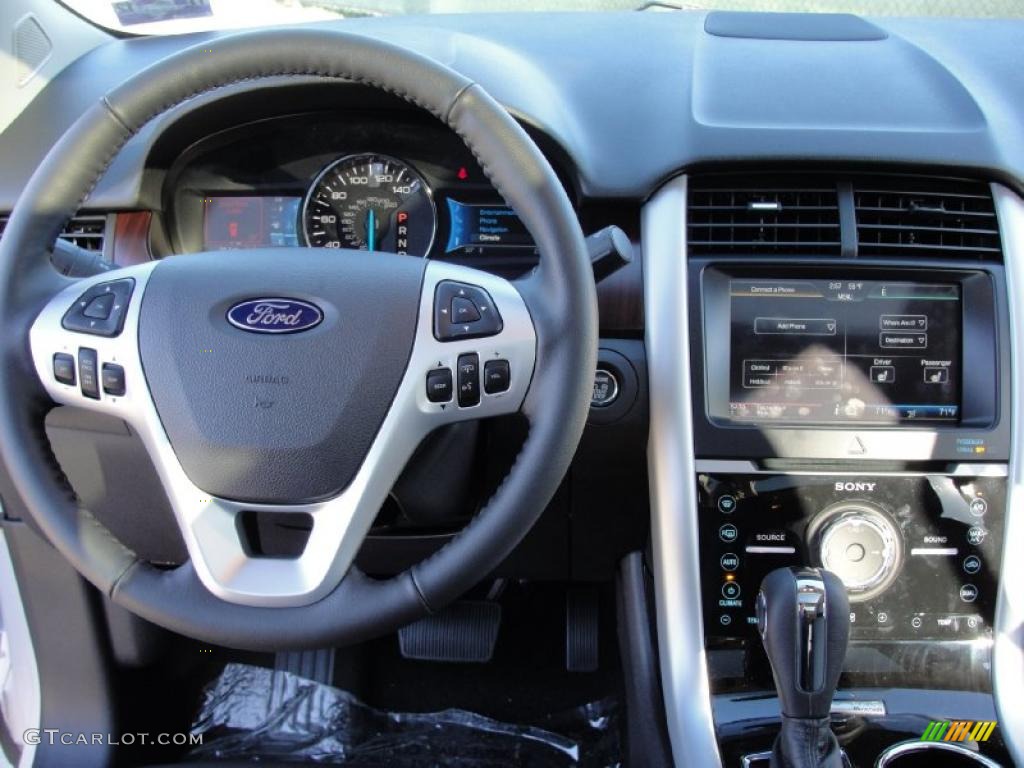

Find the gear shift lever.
[{"left": 757, "top": 567, "right": 850, "bottom": 768}]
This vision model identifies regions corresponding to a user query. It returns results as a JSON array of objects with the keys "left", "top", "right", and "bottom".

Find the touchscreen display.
[{"left": 728, "top": 279, "right": 961, "bottom": 424}]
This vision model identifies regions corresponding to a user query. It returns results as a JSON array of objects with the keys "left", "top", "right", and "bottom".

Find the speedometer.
[{"left": 302, "top": 154, "right": 436, "bottom": 256}]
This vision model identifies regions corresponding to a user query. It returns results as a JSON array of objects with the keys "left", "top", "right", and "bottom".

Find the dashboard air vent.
[
  {"left": 688, "top": 175, "right": 841, "bottom": 256},
  {"left": 0, "top": 213, "right": 108, "bottom": 252},
  {"left": 854, "top": 177, "right": 1000, "bottom": 260}
]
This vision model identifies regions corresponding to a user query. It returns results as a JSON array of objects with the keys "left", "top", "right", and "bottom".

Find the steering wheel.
[{"left": 0, "top": 29, "right": 596, "bottom": 650}]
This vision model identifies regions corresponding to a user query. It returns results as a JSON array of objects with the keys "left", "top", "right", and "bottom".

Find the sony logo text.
[{"left": 835, "top": 481, "right": 877, "bottom": 492}]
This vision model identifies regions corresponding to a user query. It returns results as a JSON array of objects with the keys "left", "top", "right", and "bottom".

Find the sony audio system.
[{"left": 697, "top": 468, "right": 1005, "bottom": 643}]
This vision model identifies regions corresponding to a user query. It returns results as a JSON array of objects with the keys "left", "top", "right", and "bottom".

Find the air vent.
[
  {"left": 854, "top": 176, "right": 1001, "bottom": 260},
  {"left": 0, "top": 214, "right": 108, "bottom": 253},
  {"left": 688, "top": 175, "right": 841, "bottom": 256}
]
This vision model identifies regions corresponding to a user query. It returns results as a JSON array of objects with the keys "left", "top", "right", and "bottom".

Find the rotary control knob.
[{"left": 808, "top": 502, "right": 903, "bottom": 603}]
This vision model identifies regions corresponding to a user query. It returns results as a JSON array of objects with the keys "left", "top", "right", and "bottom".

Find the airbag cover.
[{"left": 138, "top": 249, "right": 425, "bottom": 503}]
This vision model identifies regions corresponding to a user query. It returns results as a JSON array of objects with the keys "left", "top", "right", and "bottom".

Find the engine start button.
[{"left": 591, "top": 368, "right": 619, "bottom": 408}]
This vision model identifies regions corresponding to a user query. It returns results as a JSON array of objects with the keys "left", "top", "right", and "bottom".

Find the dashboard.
[{"left": 3, "top": 8, "right": 1024, "bottom": 768}]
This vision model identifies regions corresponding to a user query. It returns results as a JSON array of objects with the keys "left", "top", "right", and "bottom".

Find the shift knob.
[{"left": 757, "top": 567, "right": 850, "bottom": 719}]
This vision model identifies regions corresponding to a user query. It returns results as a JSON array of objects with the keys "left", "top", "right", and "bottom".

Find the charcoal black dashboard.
[
  {"left": 6, "top": 13, "right": 1024, "bottom": 211},
  {"left": 2, "top": 7, "right": 1024, "bottom": 768}
]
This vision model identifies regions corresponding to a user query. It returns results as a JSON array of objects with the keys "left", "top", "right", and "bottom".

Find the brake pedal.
[
  {"left": 566, "top": 588, "right": 599, "bottom": 672},
  {"left": 399, "top": 600, "right": 501, "bottom": 663}
]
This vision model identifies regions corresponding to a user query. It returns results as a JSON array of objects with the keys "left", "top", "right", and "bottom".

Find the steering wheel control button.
[
  {"left": 959, "top": 584, "right": 979, "bottom": 603},
  {"left": 425, "top": 368, "right": 453, "bottom": 403},
  {"left": 62, "top": 278, "right": 135, "bottom": 337},
  {"left": 719, "top": 523, "right": 738, "bottom": 543},
  {"left": 457, "top": 353, "right": 481, "bottom": 407},
  {"left": 433, "top": 281, "right": 503, "bottom": 341},
  {"left": 52, "top": 353, "right": 76, "bottom": 386},
  {"left": 591, "top": 369, "right": 619, "bottom": 407},
  {"left": 101, "top": 363, "right": 126, "bottom": 397},
  {"left": 83, "top": 293, "right": 115, "bottom": 319},
  {"left": 483, "top": 359, "right": 510, "bottom": 394},
  {"left": 451, "top": 296, "right": 481, "bottom": 323},
  {"left": 717, "top": 494, "right": 737, "bottom": 514},
  {"left": 77, "top": 347, "right": 100, "bottom": 399}
]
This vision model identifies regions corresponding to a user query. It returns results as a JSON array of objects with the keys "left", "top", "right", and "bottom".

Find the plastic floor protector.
[{"left": 189, "top": 663, "right": 622, "bottom": 766}]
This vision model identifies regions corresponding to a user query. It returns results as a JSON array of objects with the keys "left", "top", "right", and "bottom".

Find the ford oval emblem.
[{"left": 227, "top": 298, "right": 323, "bottom": 334}]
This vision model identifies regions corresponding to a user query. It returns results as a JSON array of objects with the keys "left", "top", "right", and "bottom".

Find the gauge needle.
[{"left": 366, "top": 209, "right": 376, "bottom": 252}]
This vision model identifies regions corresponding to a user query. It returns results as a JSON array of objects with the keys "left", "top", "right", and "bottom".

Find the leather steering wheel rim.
[{"left": 0, "top": 28, "right": 597, "bottom": 650}]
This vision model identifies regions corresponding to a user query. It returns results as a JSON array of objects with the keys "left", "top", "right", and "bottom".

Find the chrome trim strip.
[
  {"left": 644, "top": 174, "right": 722, "bottom": 767},
  {"left": 991, "top": 183, "right": 1024, "bottom": 768},
  {"left": 830, "top": 699, "right": 886, "bottom": 717},
  {"left": 876, "top": 739, "right": 1001, "bottom": 768},
  {"left": 0, "top": 530, "right": 40, "bottom": 768},
  {"left": 740, "top": 751, "right": 772, "bottom": 768},
  {"left": 743, "top": 747, "right": 854, "bottom": 767},
  {"left": 28, "top": 259, "right": 536, "bottom": 607},
  {"left": 694, "top": 459, "right": 1008, "bottom": 477}
]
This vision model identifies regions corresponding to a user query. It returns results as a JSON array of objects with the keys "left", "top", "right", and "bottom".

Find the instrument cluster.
[{"left": 165, "top": 114, "right": 542, "bottom": 269}]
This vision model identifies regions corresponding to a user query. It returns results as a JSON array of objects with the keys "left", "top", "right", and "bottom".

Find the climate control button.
[
  {"left": 967, "top": 526, "right": 987, "bottom": 546},
  {"left": 719, "top": 524, "right": 738, "bottom": 543}
]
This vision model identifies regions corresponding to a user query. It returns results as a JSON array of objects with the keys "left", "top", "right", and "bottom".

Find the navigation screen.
[{"left": 728, "top": 279, "right": 961, "bottom": 424}]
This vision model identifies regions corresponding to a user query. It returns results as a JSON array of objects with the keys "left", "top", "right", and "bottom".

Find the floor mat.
[{"left": 189, "top": 662, "right": 621, "bottom": 767}]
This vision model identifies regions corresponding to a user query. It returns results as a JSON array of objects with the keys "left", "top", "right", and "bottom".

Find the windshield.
[{"left": 63, "top": 0, "right": 1024, "bottom": 36}]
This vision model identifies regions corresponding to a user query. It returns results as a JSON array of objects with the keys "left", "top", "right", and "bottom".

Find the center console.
[
  {"left": 688, "top": 258, "right": 1011, "bottom": 765},
  {"left": 642, "top": 174, "right": 1024, "bottom": 768}
]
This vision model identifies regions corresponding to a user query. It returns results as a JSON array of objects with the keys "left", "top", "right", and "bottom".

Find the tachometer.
[{"left": 302, "top": 154, "right": 436, "bottom": 256}]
